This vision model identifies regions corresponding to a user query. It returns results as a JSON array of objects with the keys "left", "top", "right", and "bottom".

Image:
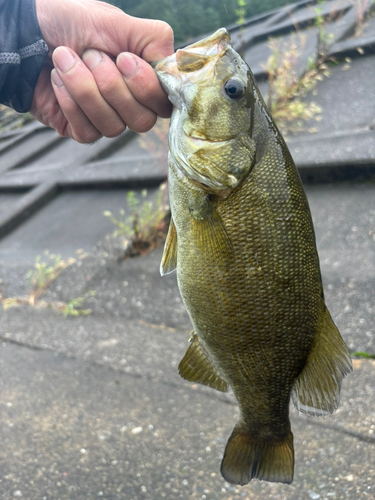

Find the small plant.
[
  {"left": 265, "top": 34, "right": 326, "bottom": 135},
  {"left": 0, "top": 104, "right": 34, "bottom": 133},
  {"left": 236, "top": 0, "right": 247, "bottom": 57},
  {"left": 104, "top": 183, "right": 170, "bottom": 257},
  {"left": 0, "top": 251, "right": 93, "bottom": 318},
  {"left": 354, "top": 0, "right": 373, "bottom": 35},
  {"left": 27, "top": 252, "right": 76, "bottom": 305},
  {"left": 57, "top": 291, "right": 96, "bottom": 318},
  {"left": 314, "top": 0, "right": 335, "bottom": 57},
  {"left": 352, "top": 351, "right": 375, "bottom": 359},
  {"left": 236, "top": 0, "right": 247, "bottom": 25}
]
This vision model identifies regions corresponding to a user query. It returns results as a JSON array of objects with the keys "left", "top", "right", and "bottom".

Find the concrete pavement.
[{"left": 0, "top": 181, "right": 374, "bottom": 499}]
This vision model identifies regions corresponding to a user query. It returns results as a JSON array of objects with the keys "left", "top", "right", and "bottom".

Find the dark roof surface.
[{"left": 0, "top": 0, "right": 374, "bottom": 253}]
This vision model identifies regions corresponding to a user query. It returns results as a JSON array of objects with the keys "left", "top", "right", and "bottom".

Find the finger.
[
  {"left": 51, "top": 68, "right": 102, "bottom": 143},
  {"left": 30, "top": 65, "right": 68, "bottom": 136},
  {"left": 52, "top": 46, "right": 126, "bottom": 139},
  {"left": 90, "top": 14, "right": 175, "bottom": 63},
  {"left": 117, "top": 52, "right": 172, "bottom": 119},
  {"left": 121, "top": 18, "right": 175, "bottom": 62},
  {"left": 82, "top": 48, "right": 158, "bottom": 133}
]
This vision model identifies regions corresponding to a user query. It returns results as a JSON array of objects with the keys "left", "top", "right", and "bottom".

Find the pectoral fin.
[
  {"left": 191, "top": 203, "right": 234, "bottom": 262},
  {"left": 179, "top": 333, "right": 229, "bottom": 392},
  {"left": 160, "top": 218, "right": 177, "bottom": 276},
  {"left": 292, "top": 307, "right": 352, "bottom": 416}
]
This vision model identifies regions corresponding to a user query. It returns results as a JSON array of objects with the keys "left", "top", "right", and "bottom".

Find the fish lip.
[
  {"left": 181, "top": 28, "right": 230, "bottom": 55},
  {"left": 151, "top": 28, "right": 230, "bottom": 70}
]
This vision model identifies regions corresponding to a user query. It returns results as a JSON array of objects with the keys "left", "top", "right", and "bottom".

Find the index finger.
[
  {"left": 117, "top": 52, "right": 172, "bottom": 119},
  {"left": 123, "top": 18, "right": 175, "bottom": 62}
]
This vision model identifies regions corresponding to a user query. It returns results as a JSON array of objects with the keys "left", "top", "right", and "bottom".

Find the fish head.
[{"left": 153, "top": 28, "right": 255, "bottom": 194}]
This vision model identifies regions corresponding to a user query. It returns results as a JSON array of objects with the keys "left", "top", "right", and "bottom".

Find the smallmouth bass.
[{"left": 153, "top": 28, "right": 352, "bottom": 485}]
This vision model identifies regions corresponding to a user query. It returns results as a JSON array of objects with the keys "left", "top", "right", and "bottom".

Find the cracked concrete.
[{"left": 0, "top": 180, "right": 374, "bottom": 499}]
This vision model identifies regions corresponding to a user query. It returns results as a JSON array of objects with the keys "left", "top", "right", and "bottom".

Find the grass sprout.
[
  {"left": 104, "top": 183, "right": 170, "bottom": 257},
  {"left": 0, "top": 251, "right": 95, "bottom": 318},
  {"left": 265, "top": 33, "right": 330, "bottom": 135}
]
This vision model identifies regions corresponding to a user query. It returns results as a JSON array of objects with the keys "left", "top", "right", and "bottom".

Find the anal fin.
[
  {"left": 179, "top": 333, "right": 229, "bottom": 392},
  {"left": 160, "top": 218, "right": 177, "bottom": 276},
  {"left": 292, "top": 307, "right": 353, "bottom": 416}
]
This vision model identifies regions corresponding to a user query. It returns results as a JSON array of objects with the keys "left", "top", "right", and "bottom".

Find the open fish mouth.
[
  {"left": 152, "top": 28, "right": 231, "bottom": 97},
  {"left": 151, "top": 28, "right": 230, "bottom": 73}
]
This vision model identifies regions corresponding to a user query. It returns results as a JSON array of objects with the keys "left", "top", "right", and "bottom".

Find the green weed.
[
  {"left": 27, "top": 252, "right": 76, "bottom": 305},
  {"left": 265, "top": 34, "right": 326, "bottom": 135},
  {"left": 314, "top": 0, "right": 335, "bottom": 57},
  {"left": 352, "top": 351, "right": 375, "bottom": 359},
  {"left": 236, "top": 0, "right": 247, "bottom": 25},
  {"left": 57, "top": 291, "right": 96, "bottom": 318},
  {"left": 104, "top": 183, "right": 170, "bottom": 257},
  {"left": 354, "top": 0, "right": 375, "bottom": 35},
  {"left": 0, "top": 251, "right": 95, "bottom": 318}
]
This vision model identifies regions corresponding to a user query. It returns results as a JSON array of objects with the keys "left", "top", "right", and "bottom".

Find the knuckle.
[
  {"left": 74, "top": 85, "right": 95, "bottom": 107},
  {"left": 72, "top": 128, "right": 102, "bottom": 144},
  {"left": 100, "top": 72, "right": 124, "bottom": 98},
  {"left": 130, "top": 111, "right": 157, "bottom": 133},
  {"left": 104, "top": 121, "right": 126, "bottom": 138},
  {"left": 138, "top": 77, "right": 159, "bottom": 103},
  {"left": 156, "top": 21, "right": 174, "bottom": 44},
  {"left": 57, "top": 126, "right": 68, "bottom": 138}
]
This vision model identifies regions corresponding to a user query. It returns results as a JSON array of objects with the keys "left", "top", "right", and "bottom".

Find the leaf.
[{"left": 352, "top": 351, "right": 375, "bottom": 359}]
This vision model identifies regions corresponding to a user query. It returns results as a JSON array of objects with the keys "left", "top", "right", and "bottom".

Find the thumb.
[{"left": 116, "top": 17, "right": 175, "bottom": 62}]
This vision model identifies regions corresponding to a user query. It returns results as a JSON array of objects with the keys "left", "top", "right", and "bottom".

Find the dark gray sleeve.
[{"left": 0, "top": 0, "right": 49, "bottom": 112}]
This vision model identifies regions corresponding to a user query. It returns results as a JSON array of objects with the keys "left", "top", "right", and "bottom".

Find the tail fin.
[{"left": 221, "top": 423, "right": 294, "bottom": 485}]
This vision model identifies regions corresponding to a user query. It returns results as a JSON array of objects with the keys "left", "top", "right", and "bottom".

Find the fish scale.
[{"left": 154, "top": 28, "right": 352, "bottom": 485}]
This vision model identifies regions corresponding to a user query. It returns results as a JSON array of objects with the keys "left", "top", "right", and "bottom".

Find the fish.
[{"left": 153, "top": 28, "right": 352, "bottom": 486}]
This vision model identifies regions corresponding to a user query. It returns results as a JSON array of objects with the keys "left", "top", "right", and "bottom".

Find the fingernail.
[
  {"left": 118, "top": 53, "right": 138, "bottom": 78},
  {"left": 53, "top": 47, "right": 76, "bottom": 73},
  {"left": 82, "top": 49, "right": 103, "bottom": 70},
  {"left": 51, "top": 68, "right": 64, "bottom": 87}
]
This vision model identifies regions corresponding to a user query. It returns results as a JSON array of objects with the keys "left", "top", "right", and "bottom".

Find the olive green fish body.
[
  {"left": 155, "top": 29, "right": 352, "bottom": 485},
  {"left": 169, "top": 118, "right": 318, "bottom": 455}
]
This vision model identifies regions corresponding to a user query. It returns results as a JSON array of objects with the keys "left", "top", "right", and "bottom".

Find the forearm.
[{"left": 0, "top": 0, "right": 48, "bottom": 112}]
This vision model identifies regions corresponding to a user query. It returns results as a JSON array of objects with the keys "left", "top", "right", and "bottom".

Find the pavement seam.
[
  {"left": 0, "top": 334, "right": 233, "bottom": 403},
  {"left": 2, "top": 336, "right": 373, "bottom": 446},
  {"left": 304, "top": 419, "right": 375, "bottom": 445}
]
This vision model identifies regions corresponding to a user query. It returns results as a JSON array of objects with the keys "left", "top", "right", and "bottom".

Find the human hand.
[{"left": 32, "top": 0, "right": 174, "bottom": 143}]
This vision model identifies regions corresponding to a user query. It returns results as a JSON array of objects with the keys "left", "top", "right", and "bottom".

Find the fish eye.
[{"left": 224, "top": 79, "right": 245, "bottom": 100}]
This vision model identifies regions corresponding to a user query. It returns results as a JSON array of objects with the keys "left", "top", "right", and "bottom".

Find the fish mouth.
[{"left": 152, "top": 28, "right": 230, "bottom": 89}]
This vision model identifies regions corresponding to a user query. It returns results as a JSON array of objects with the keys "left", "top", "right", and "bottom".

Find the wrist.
[{"left": 34, "top": 0, "right": 49, "bottom": 43}]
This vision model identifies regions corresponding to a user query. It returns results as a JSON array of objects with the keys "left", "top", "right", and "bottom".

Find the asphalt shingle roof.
[{"left": 0, "top": 0, "right": 374, "bottom": 250}]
